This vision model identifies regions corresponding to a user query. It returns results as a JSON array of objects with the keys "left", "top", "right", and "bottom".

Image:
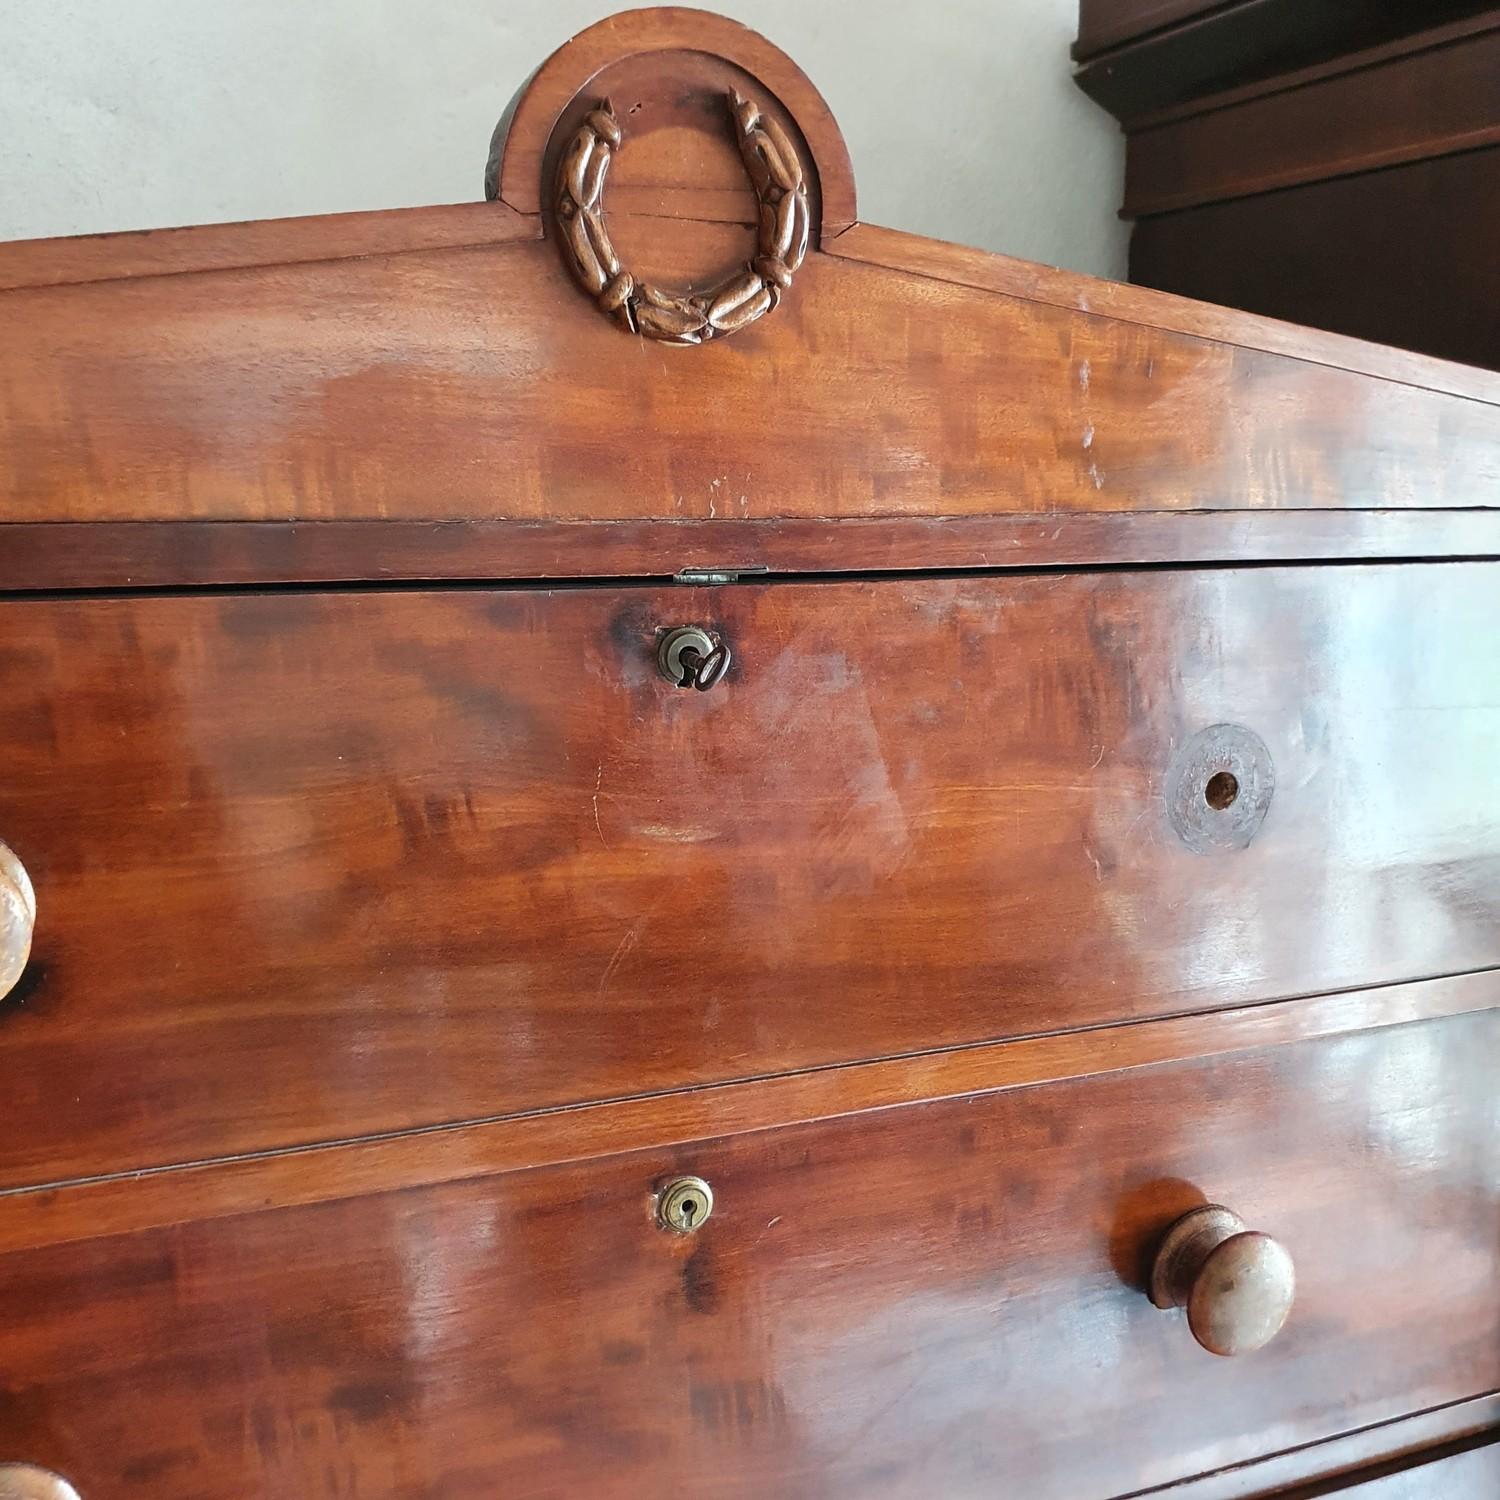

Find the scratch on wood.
[
  {"left": 598, "top": 918, "right": 646, "bottom": 998},
  {"left": 592, "top": 762, "right": 607, "bottom": 847}
]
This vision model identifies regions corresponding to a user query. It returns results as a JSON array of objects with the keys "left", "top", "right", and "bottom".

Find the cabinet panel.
[
  {"left": 2, "top": 565, "right": 1498, "bottom": 1184},
  {"left": 0, "top": 1008, "right": 1495, "bottom": 1498}
]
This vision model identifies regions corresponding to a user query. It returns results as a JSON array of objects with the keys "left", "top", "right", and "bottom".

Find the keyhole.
[
  {"left": 676, "top": 649, "right": 702, "bottom": 688},
  {"left": 658, "top": 1175, "right": 714, "bottom": 1233}
]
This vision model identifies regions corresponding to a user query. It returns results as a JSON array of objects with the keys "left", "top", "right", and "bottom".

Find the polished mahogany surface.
[
  {"left": 7, "top": 510, "right": 1500, "bottom": 594},
  {"left": 4, "top": 235, "right": 1500, "bottom": 526},
  {"left": 0, "top": 971, "right": 1483, "bottom": 1258},
  {"left": 3, "top": 9, "right": 1498, "bottom": 1495},
  {"left": 0, "top": 564, "right": 1496, "bottom": 1187},
  {"left": 0, "top": 1007, "right": 1493, "bottom": 1499}
]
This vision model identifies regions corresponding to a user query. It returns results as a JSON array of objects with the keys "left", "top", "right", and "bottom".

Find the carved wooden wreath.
[{"left": 556, "top": 93, "right": 810, "bottom": 343}]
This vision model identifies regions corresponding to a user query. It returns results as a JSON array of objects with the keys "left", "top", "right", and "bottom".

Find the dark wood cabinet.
[
  {"left": 1, "top": 8, "right": 1498, "bottom": 1496},
  {"left": 2, "top": 1006, "right": 1497, "bottom": 1498},
  {"left": 1076, "top": 3, "right": 1500, "bottom": 370}
]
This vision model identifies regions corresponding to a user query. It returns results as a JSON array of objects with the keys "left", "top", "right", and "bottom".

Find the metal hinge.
[{"left": 672, "top": 565, "right": 770, "bottom": 586}]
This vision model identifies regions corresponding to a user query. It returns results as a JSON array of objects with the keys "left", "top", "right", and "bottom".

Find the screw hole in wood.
[{"left": 1204, "top": 770, "right": 1239, "bottom": 810}]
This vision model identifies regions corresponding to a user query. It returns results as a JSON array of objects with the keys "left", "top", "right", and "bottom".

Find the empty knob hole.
[{"left": 1204, "top": 771, "right": 1239, "bottom": 810}]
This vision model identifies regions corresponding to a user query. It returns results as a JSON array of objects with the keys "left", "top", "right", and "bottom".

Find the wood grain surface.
[
  {"left": 5, "top": 204, "right": 1495, "bottom": 399},
  {"left": 5, "top": 231, "right": 1500, "bottom": 524},
  {"left": 5, "top": 509, "right": 1500, "bottom": 593},
  {"left": 1072, "top": 1, "right": 1498, "bottom": 121},
  {"left": 0, "top": 968, "right": 1488, "bottom": 1258},
  {"left": 1123, "top": 18, "right": 1500, "bottom": 215},
  {"left": 1, "top": 565, "right": 1498, "bottom": 1188},
  {"left": 4, "top": 13, "right": 1496, "bottom": 1497},
  {"left": 829, "top": 221, "right": 1500, "bottom": 403},
  {"left": 0, "top": 200, "right": 538, "bottom": 294},
  {"left": 1129, "top": 147, "right": 1500, "bottom": 375},
  {"left": 1299, "top": 1439, "right": 1500, "bottom": 1498},
  {"left": 1074, "top": 0, "right": 1224, "bottom": 58},
  {"left": 0, "top": 1007, "right": 1493, "bottom": 1499},
  {"left": 1138, "top": 1395, "right": 1500, "bottom": 1499}
]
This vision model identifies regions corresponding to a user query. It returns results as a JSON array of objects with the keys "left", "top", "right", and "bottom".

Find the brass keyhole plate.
[{"left": 657, "top": 1175, "right": 715, "bottom": 1233}]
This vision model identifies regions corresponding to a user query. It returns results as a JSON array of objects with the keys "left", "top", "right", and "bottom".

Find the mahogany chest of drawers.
[{"left": 1, "top": 10, "right": 1497, "bottom": 1497}]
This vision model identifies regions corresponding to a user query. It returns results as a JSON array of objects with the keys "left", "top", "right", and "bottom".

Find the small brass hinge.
[{"left": 672, "top": 565, "right": 770, "bottom": 586}]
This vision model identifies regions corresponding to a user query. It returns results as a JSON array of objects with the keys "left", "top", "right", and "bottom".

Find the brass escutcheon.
[{"left": 657, "top": 1176, "right": 714, "bottom": 1233}]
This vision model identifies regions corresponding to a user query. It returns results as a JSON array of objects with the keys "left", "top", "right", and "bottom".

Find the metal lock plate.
[
  {"left": 657, "top": 1175, "right": 714, "bottom": 1233},
  {"left": 657, "top": 627, "right": 731, "bottom": 691},
  {"left": 658, "top": 627, "right": 714, "bottom": 685}
]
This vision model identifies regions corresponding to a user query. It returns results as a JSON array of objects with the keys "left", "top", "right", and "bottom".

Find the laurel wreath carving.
[{"left": 555, "top": 93, "right": 810, "bottom": 343}]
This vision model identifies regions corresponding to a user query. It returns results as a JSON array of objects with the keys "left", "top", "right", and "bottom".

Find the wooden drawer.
[
  {"left": 1, "top": 564, "right": 1499, "bottom": 1187},
  {"left": 0, "top": 1002, "right": 1494, "bottom": 1498},
  {"left": 1318, "top": 1441, "right": 1500, "bottom": 1497}
]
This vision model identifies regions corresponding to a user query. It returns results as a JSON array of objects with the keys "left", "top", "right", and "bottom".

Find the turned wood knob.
[
  {"left": 0, "top": 1465, "right": 82, "bottom": 1500},
  {"left": 0, "top": 842, "right": 36, "bottom": 1003},
  {"left": 1149, "top": 1204, "right": 1295, "bottom": 1356}
]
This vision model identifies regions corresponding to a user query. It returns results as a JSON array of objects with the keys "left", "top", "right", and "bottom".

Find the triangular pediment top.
[{"left": 0, "top": 5, "right": 1497, "bottom": 555}]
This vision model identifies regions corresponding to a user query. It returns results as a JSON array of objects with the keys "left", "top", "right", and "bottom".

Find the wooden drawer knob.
[
  {"left": 0, "top": 842, "right": 35, "bottom": 1003},
  {"left": 0, "top": 1466, "right": 81, "bottom": 1500},
  {"left": 1149, "top": 1204, "right": 1295, "bottom": 1356}
]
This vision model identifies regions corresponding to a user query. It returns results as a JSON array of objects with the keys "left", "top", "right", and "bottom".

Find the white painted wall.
[{"left": 0, "top": 1, "right": 1127, "bottom": 279}]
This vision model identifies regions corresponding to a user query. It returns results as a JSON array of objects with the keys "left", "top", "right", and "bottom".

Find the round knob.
[
  {"left": 0, "top": 842, "right": 36, "bottom": 1003},
  {"left": 1149, "top": 1204, "right": 1295, "bottom": 1356},
  {"left": 0, "top": 1465, "right": 82, "bottom": 1500}
]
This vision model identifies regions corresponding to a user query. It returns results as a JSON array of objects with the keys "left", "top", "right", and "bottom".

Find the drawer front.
[
  {"left": 0, "top": 1007, "right": 1495, "bottom": 1499},
  {"left": 1, "top": 564, "right": 1498, "bottom": 1184},
  {"left": 1325, "top": 1442, "right": 1500, "bottom": 1497}
]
